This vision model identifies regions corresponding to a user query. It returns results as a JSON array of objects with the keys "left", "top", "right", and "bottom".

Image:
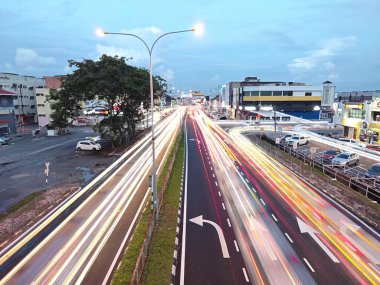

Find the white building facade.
[{"left": 0, "top": 73, "right": 44, "bottom": 125}]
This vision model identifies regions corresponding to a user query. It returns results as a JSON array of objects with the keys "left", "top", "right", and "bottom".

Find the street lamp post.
[{"left": 99, "top": 26, "right": 202, "bottom": 223}]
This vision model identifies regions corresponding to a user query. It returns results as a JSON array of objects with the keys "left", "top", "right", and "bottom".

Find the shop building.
[
  {"left": 0, "top": 73, "right": 45, "bottom": 125},
  {"left": 333, "top": 91, "right": 380, "bottom": 140},
  {"left": 0, "top": 89, "right": 17, "bottom": 135},
  {"left": 224, "top": 77, "right": 323, "bottom": 120}
]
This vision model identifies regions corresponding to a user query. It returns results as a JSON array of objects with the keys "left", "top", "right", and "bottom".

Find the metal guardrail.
[{"left": 251, "top": 134, "right": 380, "bottom": 202}]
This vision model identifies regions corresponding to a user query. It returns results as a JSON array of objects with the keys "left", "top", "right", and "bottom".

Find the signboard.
[{"left": 275, "top": 138, "right": 280, "bottom": 144}]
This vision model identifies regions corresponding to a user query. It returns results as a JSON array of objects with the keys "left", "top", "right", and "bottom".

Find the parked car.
[
  {"left": 287, "top": 135, "right": 310, "bottom": 147},
  {"left": 76, "top": 140, "right": 101, "bottom": 151},
  {"left": 366, "top": 144, "right": 380, "bottom": 152},
  {"left": 331, "top": 152, "right": 359, "bottom": 167},
  {"left": 0, "top": 137, "right": 8, "bottom": 145},
  {"left": 364, "top": 163, "right": 380, "bottom": 180},
  {"left": 338, "top": 138, "right": 365, "bottom": 148},
  {"left": 280, "top": 134, "right": 296, "bottom": 143},
  {"left": 321, "top": 149, "right": 342, "bottom": 162}
]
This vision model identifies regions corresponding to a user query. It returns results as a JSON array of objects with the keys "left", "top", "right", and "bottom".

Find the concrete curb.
[{"left": 171, "top": 150, "right": 185, "bottom": 285}]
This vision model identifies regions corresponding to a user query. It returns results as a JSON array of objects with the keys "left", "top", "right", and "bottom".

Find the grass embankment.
[
  {"left": 140, "top": 133, "right": 184, "bottom": 285},
  {"left": 7, "top": 192, "right": 44, "bottom": 214},
  {"left": 112, "top": 131, "right": 183, "bottom": 285}
]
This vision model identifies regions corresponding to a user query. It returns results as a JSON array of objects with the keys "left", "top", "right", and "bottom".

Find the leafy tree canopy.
[{"left": 48, "top": 54, "right": 167, "bottom": 146}]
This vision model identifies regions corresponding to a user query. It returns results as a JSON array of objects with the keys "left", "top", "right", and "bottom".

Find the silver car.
[{"left": 331, "top": 152, "right": 359, "bottom": 167}]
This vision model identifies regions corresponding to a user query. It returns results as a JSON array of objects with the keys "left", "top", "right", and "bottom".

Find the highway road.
[
  {"left": 177, "top": 113, "right": 249, "bottom": 284},
  {"left": 180, "top": 109, "right": 380, "bottom": 284},
  {"left": 0, "top": 108, "right": 184, "bottom": 285}
]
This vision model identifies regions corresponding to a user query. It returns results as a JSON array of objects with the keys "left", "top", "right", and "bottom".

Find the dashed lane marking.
[
  {"left": 285, "top": 233, "right": 294, "bottom": 243},
  {"left": 271, "top": 214, "right": 278, "bottom": 222},
  {"left": 227, "top": 218, "right": 231, "bottom": 227},
  {"left": 260, "top": 199, "right": 266, "bottom": 206},
  {"left": 234, "top": 240, "right": 240, "bottom": 252},
  {"left": 218, "top": 191, "right": 221, "bottom": 197},
  {"left": 222, "top": 203, "right": 226, "bottom": 210},
  {"left": 242, "top": 268, "right": 250, "bottom": 282},
  {"left": 303, "top": 258, "right": 315, "bottom": 273}
]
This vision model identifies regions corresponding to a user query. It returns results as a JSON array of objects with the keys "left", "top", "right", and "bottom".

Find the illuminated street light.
[{"left": 98, "top": 25, "right": 202, "bottom": 223}]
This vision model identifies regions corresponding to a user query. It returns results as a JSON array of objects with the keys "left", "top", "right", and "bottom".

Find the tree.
[{"left": 48, "top": 54, "right": 166, "bottom": 146}]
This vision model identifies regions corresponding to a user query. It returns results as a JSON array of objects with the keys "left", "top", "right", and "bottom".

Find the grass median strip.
[
  {"left": 140, "top": 132, "right": 184, "bottom": 285},
  {"left": 112, "top": 131, "right": 183, "bottom": 285}
]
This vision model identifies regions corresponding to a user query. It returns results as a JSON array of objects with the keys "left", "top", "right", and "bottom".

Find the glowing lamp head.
[
  {"left": 192, "top": 23, "right": 204, "bottom": 36},
  {"left": 95, "top": 28, "right": 106, "bottom": 38}
]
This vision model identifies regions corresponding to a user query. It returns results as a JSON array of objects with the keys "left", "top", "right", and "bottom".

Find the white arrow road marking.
[
  {"left": 297, "top": 217, "right": 340, "bottom": 263},
  {"left": 340, "top": 221, "right": 380, "bottom": 265},
  {"left": 190, "top": 215, "right": 230, "bottom": 258}
]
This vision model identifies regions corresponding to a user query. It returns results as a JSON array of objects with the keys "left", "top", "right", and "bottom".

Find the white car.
[
  {"left": 338, "top": 138, "right": 365, "bottom": 148},
  {"left": 331, "top": 152, "right": 359, "bottom": 167},
  {"left": 76, "top": 140, "right": 101, "bottom": 151},
  {"left": 287, "top": 135, "right": 310, "bottom": 147}
]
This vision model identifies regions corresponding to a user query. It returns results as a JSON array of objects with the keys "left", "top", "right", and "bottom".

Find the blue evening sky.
[{"left": 1, "top": 0, "right": 379, "bottom": 95}]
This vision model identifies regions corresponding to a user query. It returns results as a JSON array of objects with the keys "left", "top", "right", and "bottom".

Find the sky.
[{"left": 1, "top": 0, "right": 379, "bottom": 95}]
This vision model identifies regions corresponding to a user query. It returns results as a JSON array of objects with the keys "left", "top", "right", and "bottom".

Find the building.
[
  {"left": 35, "top": 76, "right": 64, "bottom": 127},
  {"left": 333, "top": 90, "right": 380, "bottom": 140},
  {"left": 0, "top": 89, "right": 17, "bottom": 135},
  {"left": 225, "top": 77, "right": 323, "bottom": 120},
  {"left": 0, "top": 73, "right": 45, "bottom": 125}
]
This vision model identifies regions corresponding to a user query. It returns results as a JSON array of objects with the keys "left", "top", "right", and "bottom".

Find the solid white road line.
[
  {"left": 285, "top": 233, "right": 293, "bottom": 243},
  {"left": 242, "top": 268, "right": 250, "bottom": 282},
  {"left": 180, "top": 122, "right": 189, "bottom": 285},
  {"left": 303, "top": 258, "right": 315, "bottom": 273},
  {"left": 227, "top": 218, "right": 231, "bottom": 227},
  {"left": 271, "top": 214, "right": 278, "bottom": 222},
  {"left": 234, "top": 240, "right": 240, "bottom": 252}
]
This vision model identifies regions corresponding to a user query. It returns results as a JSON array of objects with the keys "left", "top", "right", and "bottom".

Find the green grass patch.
[
  {"left": 111, "top": 131, "right": 182, "bottom": 285},
  {"left": 140, "top": 132, "right": 184, "bottom": 285},
  {"left": 7, "top": 191, "right": 44, "bottom": 213}
]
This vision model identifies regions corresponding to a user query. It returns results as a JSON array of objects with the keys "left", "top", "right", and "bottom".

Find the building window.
[
  {"left": 346, "top": 109, "right": 365, "bottom": 119},
  {"left": 37, "top": 104, "right": 45, "bottom": 107},
  {"left": 30, "top": 105, "right": 35, "bottom": 109},
  {"left": 305, "top": 92, "right": 312, "bottom": 96},
  {"left": 30, "top": 96, "right": 34, "bottom": 100},
  {"left": 283, "top": 91, "right": 293, "bottom": 96},
  {"left": 39, "top": 114, "right": 46, "bottom": 117},
  {"left": 14, "top": 105, "right": 19, "bottom": 109},
  {"left": 260, "top": 91, "right": 272, "bottom": 96},
  {"left": 13, "top": 96, "right": 18, "bottom": 99},
  {"left": 273, "top": 91, "right": 282, "bottom": 96}
]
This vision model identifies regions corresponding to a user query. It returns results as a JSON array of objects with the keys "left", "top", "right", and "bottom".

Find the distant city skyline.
[{"left": 1, "top": 0, "right": 379, "bottom": 94}]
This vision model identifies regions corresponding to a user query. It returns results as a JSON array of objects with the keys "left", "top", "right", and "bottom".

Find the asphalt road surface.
[
  {"left": 0, "top": 109, "right": 184, "bottom": 284},
  {"left": 179, "top": 109, "right": 380, "bottom": 284},
  {"left": 176, "top": 113, "right": 249, "bottom": 285},
  {"left": 0, "top": 126, "right": 114, "bottom": 212}
]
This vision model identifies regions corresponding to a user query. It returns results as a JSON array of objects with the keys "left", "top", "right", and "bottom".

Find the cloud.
[
  {"left": 323, "top": 61, "right": 335, "bottom": 71},
  {"left": 156, "top": 65, "right": 174, "bottom": 81},
  {"left": 15, "top": 48, "right": 56, "bottom": 67},
  {"left": 288, "top": 36, "right": 356, "bottom": 72},
  {"left": 96, "top": 44, "right": 146, "bottom": 62},
  {"left": 1, "top": 62, "right": 13, "bottom": 71},
  {"left": 119, "top": 26, "right": 162, "bottom": 36}
]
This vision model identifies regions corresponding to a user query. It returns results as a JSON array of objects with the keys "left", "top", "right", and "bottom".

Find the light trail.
[
  {"left": 189, "top": 108, "right": 380, "bottom": 284},
  {"left": 0, "top": 108, "right": 184, "bottom": 284}
]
